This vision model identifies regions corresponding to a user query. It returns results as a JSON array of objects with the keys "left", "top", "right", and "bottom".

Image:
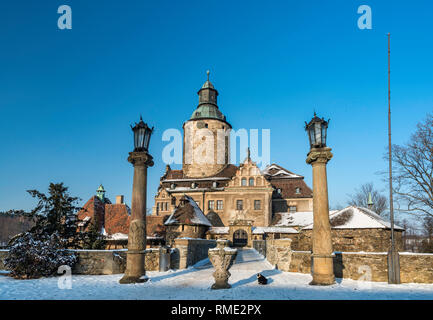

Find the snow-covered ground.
[{"left": 1, "top": 249, "right": 433, "bottom": 300}]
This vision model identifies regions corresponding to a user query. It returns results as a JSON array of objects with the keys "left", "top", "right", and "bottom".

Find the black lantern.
[
  {"left": 131, "top": 116, "right": 154, "bottom": 152},
  {"left": 305, "top": 113, "right": 329, "bottom": 149}
]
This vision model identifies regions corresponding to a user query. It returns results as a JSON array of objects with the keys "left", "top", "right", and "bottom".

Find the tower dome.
[{"left": 190, "top": 70, "right": 227, "bottom": 122}]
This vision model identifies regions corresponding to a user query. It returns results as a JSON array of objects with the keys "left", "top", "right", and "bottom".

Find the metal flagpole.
[{"left": 387, "top": 33, "right": 401, "bottom": 284}]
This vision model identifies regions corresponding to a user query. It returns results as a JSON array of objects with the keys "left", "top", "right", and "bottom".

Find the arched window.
[
  {"left": 249, "top": 178, "right": 254, "bottom": 186},
  {"left": 241, "top": 178, "right": 247, "bottom": 186}
]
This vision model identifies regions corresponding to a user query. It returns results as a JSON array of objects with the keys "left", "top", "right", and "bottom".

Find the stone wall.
[
  {"left": 171, "top": 238, "right": 216, "bottom": 269},
  {"left": 0, "top": 249, "right": 7, "bottom": 269},
  {"left": 288, "top": 250, "right": 433, "bottom": 284},
  {"left": 0, "top": 249, "right": 163, "bottom": 275},
  {"left": 294, "top": 229, "right": 404, "bottom": 252},
  {"left": 253, "top": 239, "right": 293, "bottom": 271},
  {"left": 71, "top": 250, "right": 127, "bottom": 275},
  {"left": 252, "top": 240, "right": 266, "bottom": 256}
]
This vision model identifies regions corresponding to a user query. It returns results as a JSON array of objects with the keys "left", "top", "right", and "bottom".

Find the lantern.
[
  {"left": 131, "top": 116, "right": 154, "bottom": 152},
  {"left": 305, "top": 113, "right": 329, "bottom": 149}
]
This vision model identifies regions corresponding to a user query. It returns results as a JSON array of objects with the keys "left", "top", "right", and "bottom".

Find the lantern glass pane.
[
  {"left": 321, "top": 124, "right": 327, "bottom": 145},
  {"left": 314, "top": 122, "right": 321, "bottom": 146},
  {"left": 309, "top": 127, "right": 315, "bottom": 146},
  {"left": 144, "top": 129, "right": 150, "bottom": 150},
  {"left": 134, "top": 130, "right": 139, "bottom": 149},
  {"left": 138, "top": 127, "right": 146, "bottom": 149}
]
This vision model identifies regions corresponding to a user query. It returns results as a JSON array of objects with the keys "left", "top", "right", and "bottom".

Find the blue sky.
[{"left": 0, "top": 1, "right": 432, "bottom": 225}]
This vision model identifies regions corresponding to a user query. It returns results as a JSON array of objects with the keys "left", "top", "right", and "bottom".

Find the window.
[
  {"left": 208, "top": 200, "right": 215, "bottom": 210},
  {"left": 289, "top": 206, "right": 297, "bottom": 213},
  {"left": 254, "top": 200, "right": 261, "bottom": 210},
  {"left": 236, "top": 200, "right": 243, "bottom": 210},
  {"left": 295, "top": 187, "right": 301, "bottom": 194},
  {"left": 241, "top": 178, "right": 247, "bottom": 186},
  {"left": 249, "top": 178, "right": 254, "bottom": 186},
  {"left": 160, "top": 202, "right": 168, "bottom": 211},
  {"left": 216, "top": 200, "right": 223, "bottom": 210}
]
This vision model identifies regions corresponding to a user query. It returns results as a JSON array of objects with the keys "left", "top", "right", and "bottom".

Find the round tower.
[{"left": 182, "top": 71, "right": 232, "bottom": 177}]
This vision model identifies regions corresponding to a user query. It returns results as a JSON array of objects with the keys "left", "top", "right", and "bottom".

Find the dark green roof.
[{"left": 190, "top": 104, "right": 226, "bottom": 121}]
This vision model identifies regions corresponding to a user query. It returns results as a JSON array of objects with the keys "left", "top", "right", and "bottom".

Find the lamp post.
[
  {"left": 119, "top": 116, "right": 154, "bottom": 284},
  {"left": 305, "top": 113, "right": 335, "bottom": 285}
]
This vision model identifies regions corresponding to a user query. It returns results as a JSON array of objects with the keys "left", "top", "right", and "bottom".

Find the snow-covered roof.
[
  {"left": 273, "top": 211, "right": 315, "bottom": 227},
  {"left": 208, "top": 227, "right": 229, "bottom": 234},
  {"left": 166, "top": 187, "right": 224, "bottom": 193},
  {"left": 252, "top": 227, "right": 298, "bottom": 234},
  {"left": 165, "top": 195, "right": 212, "bottom": 227},
  {"left": 163, "top": 177, "right": 230, "bottom": 182},
  {"left": 302, "top": 206, "right": 404, "bottom": 230},
  {"left": 261, "top": 164, "right": 303, "bottom": 179},
  {"left": 105, "top": 232, "right": 128, "bottom": 240}
]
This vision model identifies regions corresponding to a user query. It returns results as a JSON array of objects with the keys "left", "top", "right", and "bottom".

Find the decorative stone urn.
[{"left": 208, "top": 240, "right": 237, "bottom": 290}]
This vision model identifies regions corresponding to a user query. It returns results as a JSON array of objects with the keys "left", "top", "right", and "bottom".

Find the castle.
[{"left": 77, "top": 73, "right": 403, "bottom": 252}]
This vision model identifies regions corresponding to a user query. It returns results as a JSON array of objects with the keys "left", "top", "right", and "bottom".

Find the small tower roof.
[
  {"left": 96, "top": 184, "right": 106, "bottom": 201},
  {"left": 190, "top": 70, "right": 229, "bottom": 124},
  {"left": 367, "top": 192, "right": 373, "bottom": 206}
]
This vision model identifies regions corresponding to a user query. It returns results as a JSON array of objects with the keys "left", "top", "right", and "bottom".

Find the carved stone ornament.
[
  {"left": 128, "top": 151, "right": 154, "bottom": 167},
  {"left": 306, "top": 147, "right": 333, "bottom": 165},
  {"left": 208, "top": 240, "right": 238, "bottom": 289},
  {"left": 127, "top": 219, "right": 146, "bottom": 251}
]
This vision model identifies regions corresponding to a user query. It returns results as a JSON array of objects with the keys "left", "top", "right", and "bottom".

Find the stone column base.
[
  {"left": 310, "top": 254, "right": 335, "bottom": 286},
  {"left": 119, "top": 250, "right": 146, "bottom": 284},
  {"left": 119, "top": 275, "right": 149, "bottom": 284}
]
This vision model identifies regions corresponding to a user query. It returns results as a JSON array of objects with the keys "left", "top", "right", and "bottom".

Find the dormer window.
[
  {"left": 170, "top": 183, "right": 176, "bottom": 189},
  {"left": 295, "top": 187, "right": 301, "bottom": 194},
  {"left": 277, "top": 188, "right": 282, "bottom": 194},
  {"left": 191, "top": 182, "right": 197, "bottom": 189},
  {"left": 212, "top": 181, "right": 218, "bottom": 188}
]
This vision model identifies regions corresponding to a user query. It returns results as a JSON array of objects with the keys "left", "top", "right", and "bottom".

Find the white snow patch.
[{"left": 1, "top": 249, "right": 433, "bottom": 300}]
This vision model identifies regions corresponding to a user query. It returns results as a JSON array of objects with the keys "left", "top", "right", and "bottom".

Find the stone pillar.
[
  {"left": 119, "top": 151, "right": 154, "bottom": 284},
  {"left": 306, "top": 147, "right": 335, "bottom": 285}
]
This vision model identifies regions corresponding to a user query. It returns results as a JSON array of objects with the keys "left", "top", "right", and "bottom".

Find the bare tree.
[
  {"left": 388, "top": 114, "right": 433, "bottom": 218},
  {"left": 347, "top": 182, "right": 388, "bottom": 215},
  {"left": 420, "top": 216, "right": 433, "bottom": 253}
]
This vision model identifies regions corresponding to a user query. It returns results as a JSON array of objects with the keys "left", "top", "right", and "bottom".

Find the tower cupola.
[{"left": 191, "top": 70, "right": 226, "bottom": 121}]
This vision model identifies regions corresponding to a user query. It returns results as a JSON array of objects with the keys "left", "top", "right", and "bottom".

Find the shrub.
[{"left": 4, "top": 232, "right": 77, "bottom": 279}]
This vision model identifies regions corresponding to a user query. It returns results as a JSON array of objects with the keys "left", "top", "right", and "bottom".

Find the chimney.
[{"left": 116, "top": 195, "right": 124, "bottom": 204}]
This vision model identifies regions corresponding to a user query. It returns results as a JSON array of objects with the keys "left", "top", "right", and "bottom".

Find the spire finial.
[
  {"left": 206, "top": 70, "right": 210, "bottom": 81},
  {"left": 247, "top": 147, "right": 251, "bottom": 161}
]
